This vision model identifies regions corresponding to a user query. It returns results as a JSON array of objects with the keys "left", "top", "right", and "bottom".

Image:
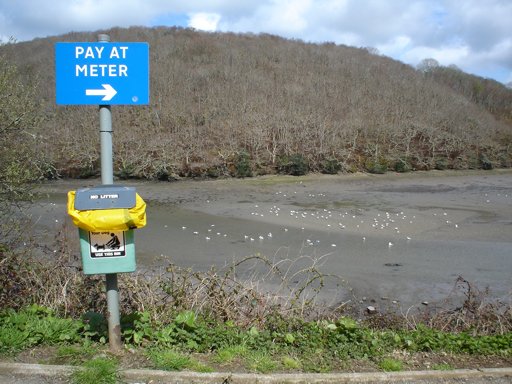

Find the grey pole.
[
  {"left": 98, "top": 33, "right": 122, "bottom": 352},
  {"left": 99, "top": 104, "right": 113, "bottom": 185},
  {"left": 98, "top": 34, "right": 114, "bottom": 185}
]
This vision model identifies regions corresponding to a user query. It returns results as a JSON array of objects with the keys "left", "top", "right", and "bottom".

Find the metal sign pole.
[{"left": 98, "top": 33, "right": 122, "bottom": 352}]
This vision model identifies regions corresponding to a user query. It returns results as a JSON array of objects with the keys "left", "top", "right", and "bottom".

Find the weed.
[
  {"left": 245, "top": 351, "right": 278, "bottom": 373},
  {"left": 0, "top": 305, "right": 84, "bottom": 354},
  {"left": 411, "top": 277, "right": 512, "bottom": 335},
  {"left": 54, "top": 342, "right": 99, "bottom": 365},
  {"left": 0, "top": 324, "right": 29, "bottom": 354},
  {"left": 300, "top": 349, "right": 333, "bottom": 373},
  {"left": 71, "top": 358, "right": 119, "bottom": 384},
  {"left": 379, "top": 358, "right": 403, "bottom": 372},
  {"left": 212, "top": 345, "right": 248, "bottom": 364},
  {"left": 148, "top": 348, "right": 191, "bottom": 371},
  {"left": 432, "top": 363, "right": 454, "bottom": 370},
  {"left": 121, "top": 311, "right": 153, "bottom": 346},
  {"left": 281, "top": 355, "right": 302, "bottom": 370},
  {"left": 187, "top": 359, "right": 214, "bottom": 373},
  {"left": 148, "top": 348, "right": 214, "bottom": 372},
  {"left": 5, "top": 222, "right": 511, "bottom": 339}
]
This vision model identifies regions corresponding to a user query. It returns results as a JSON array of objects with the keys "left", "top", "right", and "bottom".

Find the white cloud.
[
  {"left": 268, "top": 0, "right": 311, "bottom": 34},
  {"left": 402, "top": 44, "right": 470, "bottom": 69},
  {"left": 218, "top": 0, "right": 312, "bottom": 37},
  {"left": 188, "top": 12, "right": 221, "bottom": 32},
  {"left": 376, "top": 35, "right": 412, "bottom": 58}
]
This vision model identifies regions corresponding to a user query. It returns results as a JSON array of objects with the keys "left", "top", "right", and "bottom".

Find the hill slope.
[{"left": 2, "top": 26, "right": 511, "bottom": 179}]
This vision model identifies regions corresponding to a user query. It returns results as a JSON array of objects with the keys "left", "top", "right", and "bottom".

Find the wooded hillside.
[{"left": 2, "top": 26, "right": 511, "bottom": 180}]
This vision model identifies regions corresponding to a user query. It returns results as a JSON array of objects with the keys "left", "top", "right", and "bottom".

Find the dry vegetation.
[
  {"left": 2, "top": 26, "right": 511, "bottom": 180},
  {"left": 1, "top": 222, "right": 511, "bottom": 373},
  {"left": 2, "top": 223, "right": 511, "bottom": 336}
]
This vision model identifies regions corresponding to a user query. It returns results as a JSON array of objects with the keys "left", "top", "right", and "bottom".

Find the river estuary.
[{"left": 29, "top": 170, "right": 512, "bottom": 309}]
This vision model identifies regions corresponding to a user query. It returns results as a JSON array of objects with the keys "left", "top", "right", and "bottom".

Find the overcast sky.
[{"left": 0, "top": 0, "right": 511, "bottom": 84}]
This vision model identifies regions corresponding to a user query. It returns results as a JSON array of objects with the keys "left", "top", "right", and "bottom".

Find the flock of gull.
[{"left": 170, "top": 187, "right": 491, "bottom": 254}]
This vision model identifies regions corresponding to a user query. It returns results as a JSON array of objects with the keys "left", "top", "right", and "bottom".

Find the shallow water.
[{"left": 30, "top": 172, "right": 512, "bottom": 307}]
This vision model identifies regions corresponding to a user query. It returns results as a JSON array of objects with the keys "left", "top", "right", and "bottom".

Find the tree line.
[{"left": 1, "top": 26, "right": 511, "bottom": 181}]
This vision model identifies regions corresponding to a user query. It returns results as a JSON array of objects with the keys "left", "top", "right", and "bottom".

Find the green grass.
[
  {"left": 1, "top": 306, "right": 511, "bottom": 375},
  {"left": 147, "top": 348, "right": 213, "bottom": 372},
  {"left": 0, "top": 325, "right": 30, "bottom": 354},
  {"left": 54, "top": 342, "right": 99, "bottom": 365},
  {"left": 432, "top": 363, "right": 454, "bottom": 371},
  {"left": 245, "top": 351, "right": 278, "bottom": 373},
  {"left": 71, "top": 358, "right": 118, "bottom": 384},
  {"left": 211, "top": 345, "right": 248, "bottom": 364},
  {"left": 148, "top": 349, "right": 191, "bottom": 371},
  {"left": 378, "top": 358, "right": 403, "bottom": 372},
  {"left": 0, "top": 306, "right": 83, "bottom": 354},
  {"left": 281, "top": 355, "right": 302, "bottom": 370},
  {"left": 187, "top": 359, "right": 214, "bottom": 373}
]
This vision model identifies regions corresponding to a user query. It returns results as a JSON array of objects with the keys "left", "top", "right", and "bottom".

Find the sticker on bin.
[
  {"left": 74, "top": 186, "right": 136, "bottom": 210},
  {"left": 89, "top": 231, "right": 126, "bottom": 258}
]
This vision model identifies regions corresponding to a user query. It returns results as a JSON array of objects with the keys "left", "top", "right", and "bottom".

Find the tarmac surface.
[{"left": 0, "top": 362, "right": 511, "bottom": 383}]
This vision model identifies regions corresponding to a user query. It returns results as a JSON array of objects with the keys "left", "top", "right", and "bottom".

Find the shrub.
[
  {"left": 434, "top": 158, "right": 449, "bottom": 170},
  {"left": 393, "top": 158, "right": 412, "bottom": 173},
  {"left": 35, "top": 158, "right": 60, "bottom": 180},
  {"left": 154, "top": 164, "right": 179, "bottom": 181},
  {"left": 233, "top": 150, "right": 253, "bottom": 178},
  {"left": 206, "top": 165, "right": 221, "bottom": 178},
  {"left": 365, "top": 158, "right": 388, "bottom": 174},
  {"left": 0, "top": 252, "right": 32, "bottom": 310},
  {"left": 116, "top": 161, "right": 137, "bottom": 179},
  {"left": 277, "top": 153, "right": 309, "bottom": 176},
  {"left": 320, "top": 158, "right": 341, "bottom": 174},
  {"left": 498, "top": 151, "right": 511, "bottom": 167},
  {"left": 480, "top": 154, "right": 493, "bottom": 170},
  {"left": 466, "top": 154, "right": 481, "bottom": 170}
]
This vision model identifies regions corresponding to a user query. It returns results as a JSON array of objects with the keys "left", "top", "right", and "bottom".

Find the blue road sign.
[{"left": 55, "top": 42, "right": 149, "bottom": 105}]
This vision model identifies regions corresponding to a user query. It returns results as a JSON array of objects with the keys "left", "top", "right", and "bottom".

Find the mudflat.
[{"left": 35, "top": 170, "right": 512, "bottom": 308}]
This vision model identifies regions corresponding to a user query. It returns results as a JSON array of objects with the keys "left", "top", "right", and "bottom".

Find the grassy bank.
[{"left": 1, "top": 304, "right": 511, "bottom": 381}]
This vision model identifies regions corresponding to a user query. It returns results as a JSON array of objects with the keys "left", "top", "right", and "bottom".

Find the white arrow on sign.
[{"left": 85, "top": 84, "right": 117, "bottom": 101}]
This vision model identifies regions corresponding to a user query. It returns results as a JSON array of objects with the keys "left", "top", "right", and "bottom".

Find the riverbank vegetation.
[
  {"left": 1, "top": 236, "right": 511, "bottom": 375},
  {"left": 1, "top": 27, "right": 511, "bottom": 181}
]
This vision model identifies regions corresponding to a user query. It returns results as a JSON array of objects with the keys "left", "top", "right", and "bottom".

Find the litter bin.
[{"left": 67, "top": 185, "right": 146, "bottom": 275}]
